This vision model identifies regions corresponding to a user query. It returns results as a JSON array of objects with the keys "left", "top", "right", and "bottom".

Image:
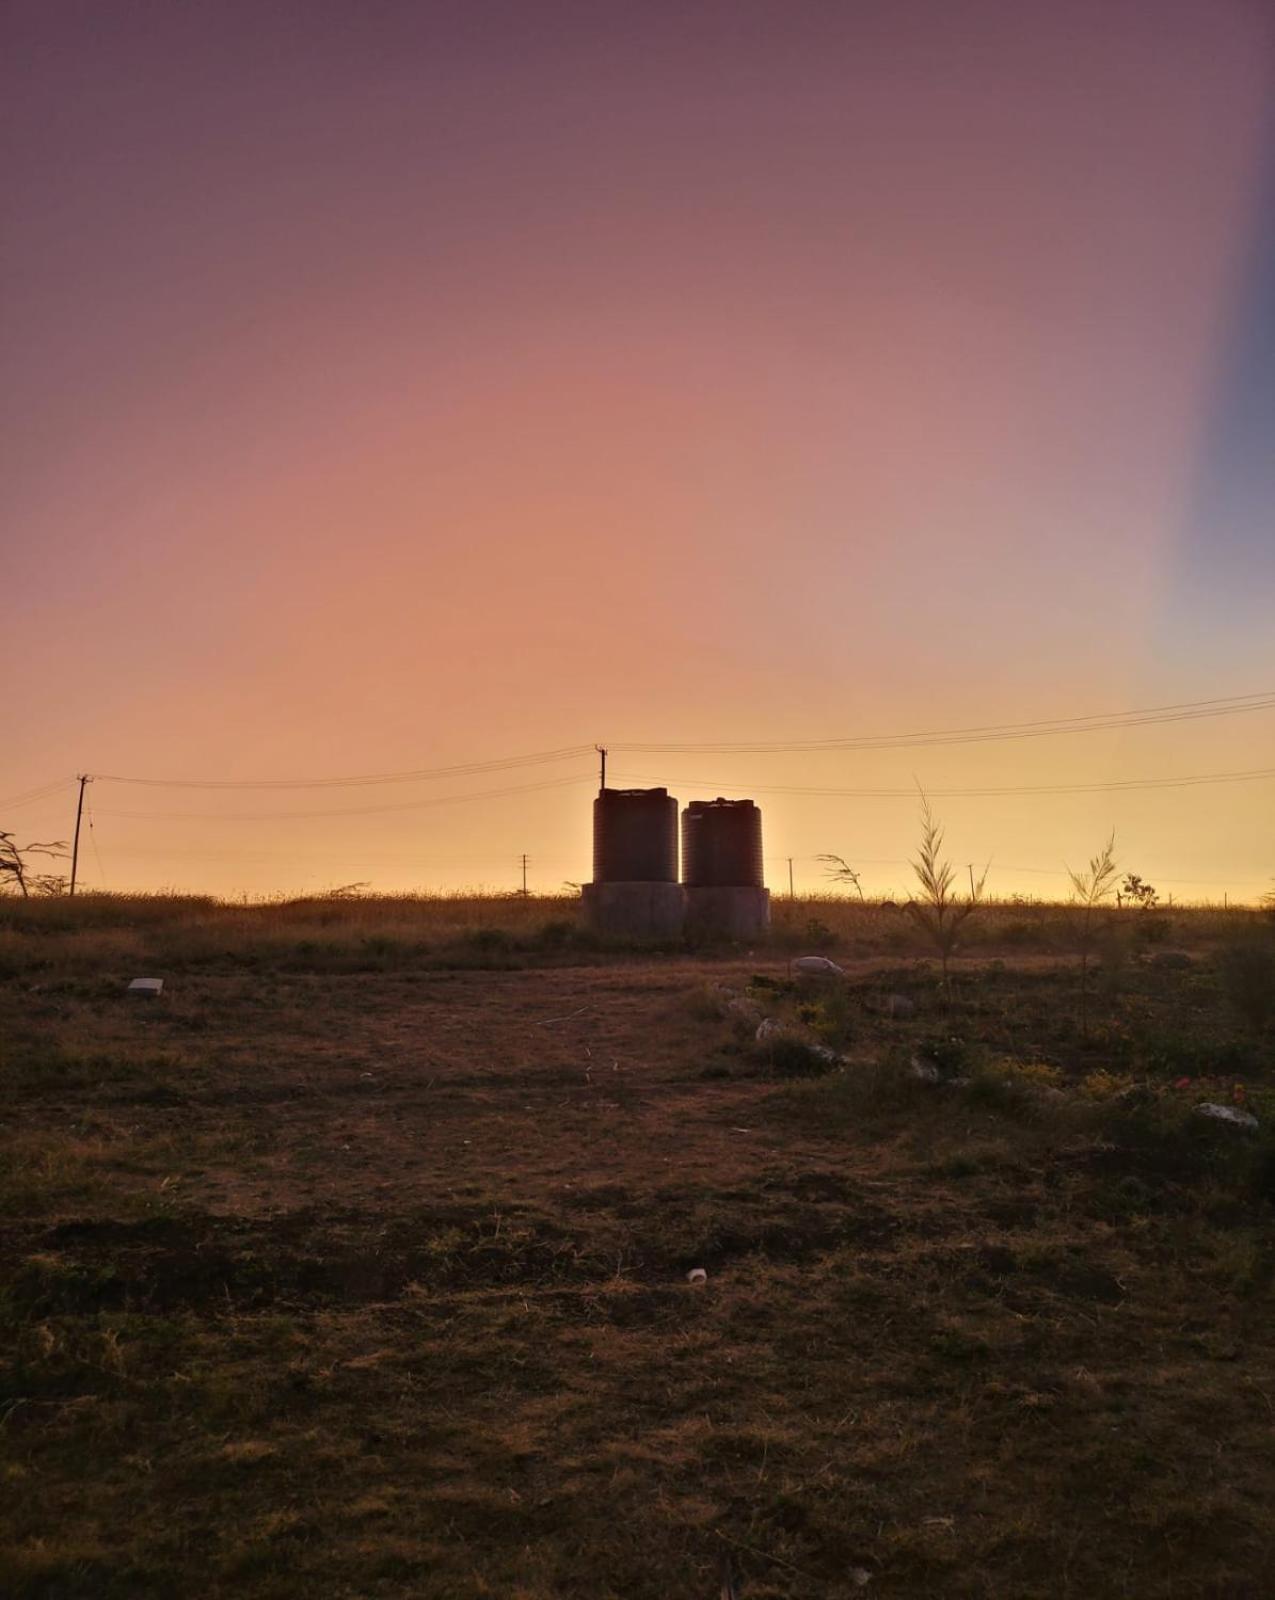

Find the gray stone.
[
  {"left": 127, "top": 978, "right": 164, "bottom": 997},
  {"left": 791, "top": 955, "right": 845, "bottom": 977},
  {"left": 1195, "top": 1102, "right": 1259, "bottom": 1131}
]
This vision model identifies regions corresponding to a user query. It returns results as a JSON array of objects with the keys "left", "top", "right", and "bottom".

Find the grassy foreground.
[{"left": 2, "top": 896, "right": 1274, "bottom": 1597}]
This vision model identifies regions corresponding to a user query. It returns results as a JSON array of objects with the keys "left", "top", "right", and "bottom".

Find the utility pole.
[
  {"left": 520, "top": 853, "right": 529, "bottom": 896},
  {"left": 595, "top": 745, "right": 607, "bottom": 791},
  {"left": 787, "top": 857, "right": 795, "bottom": 899},
  {"left": 967, "top": 863, "right": 976, "bottom": 899},
  {"left": 70, "top": 775, "right": 92, "bottom": 897}
]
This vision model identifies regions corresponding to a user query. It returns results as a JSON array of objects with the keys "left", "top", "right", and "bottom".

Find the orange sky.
[{"left": 4, "top": 1, "right": 1273, "bottom": 902}]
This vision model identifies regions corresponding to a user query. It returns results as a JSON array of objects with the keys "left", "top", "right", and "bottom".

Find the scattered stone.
[
  {"left": 849, "top": 1569, "right": 873, "bottom": 1588},
  {"left": 909, "top": 1055, "right": 942, "bottom": 1083},
  {"left": 1196, "top": 1103, "right": 1259, "bottom": 1131},
  {"left": 126, "top": 978, "right": 164, "bottom": 998},
  {"left": 791, "top": 955, "right": 845, "bottom": 977},
  {"left": 810, "top": 1043, "right": 844, "bottom": 1066},
  {"left": 686, "top": 1267, "right": 708, "bottom": 1285},
  {"left": 755, "top": 1017, "right": 786, "bottom": 1042}
]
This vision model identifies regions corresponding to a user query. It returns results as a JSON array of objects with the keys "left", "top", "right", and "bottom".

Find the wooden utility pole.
[
  {"left": 596, "top": 745, "right": 607, "bottom": 791},
  {"left": 787, "top": 857, "right": 795, "bottom": 899},
  {"left": 967, "top": 863, "right": 976, "bottom": 899},
  {"left": 520, "top": 853, "right": 529, "bottom": 896},
  {"left": 70, "top": 774, "right": 91, "bottom": 897}
]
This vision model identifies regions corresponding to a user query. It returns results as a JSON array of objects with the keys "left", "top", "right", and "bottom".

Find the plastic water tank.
[
  {"left": 592, "top": 788, "right": 678, "bottom": 883},
  {"left": 682, "top": 799, "right": 764, "bottom": 888}
]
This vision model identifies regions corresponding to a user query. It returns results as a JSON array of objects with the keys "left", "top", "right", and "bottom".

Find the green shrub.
[
  {"left": 1218, "top": 939, "right": 1275, "bottom": 1034},
  {"left": 760, "top": 1037, "right": 840, "bottom": 1079}
]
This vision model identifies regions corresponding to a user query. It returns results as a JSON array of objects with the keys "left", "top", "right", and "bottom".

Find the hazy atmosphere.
[
  {"left": 5, "top": 0, "right": 1273, "bottom": 900},
  {"left": 6, "top": 8, "right": 1275, "bottom": 1600}
]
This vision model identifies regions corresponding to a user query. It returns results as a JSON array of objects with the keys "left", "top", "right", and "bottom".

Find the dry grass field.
[{"left": 3, "top": 895, "right": 1274, "bottom": 1597}]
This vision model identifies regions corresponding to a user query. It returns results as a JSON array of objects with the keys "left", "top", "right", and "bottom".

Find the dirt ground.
[{"left": 3, "top": 944, "right": 1274, "bottom": 1598}]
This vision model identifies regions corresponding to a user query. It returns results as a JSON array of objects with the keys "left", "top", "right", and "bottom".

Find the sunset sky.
[{"left": 4, "top": 0, "right": 1273, "bottom": 901}]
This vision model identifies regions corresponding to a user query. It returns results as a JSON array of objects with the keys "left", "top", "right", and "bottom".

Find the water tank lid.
[
  {"left": 686, "top": 797, "right": 757, "bottom": 809},
  {"left": 600, "top": 786, "right": 668, "bottom": 798}
]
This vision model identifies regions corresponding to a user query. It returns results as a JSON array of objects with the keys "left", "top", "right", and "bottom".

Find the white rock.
[
  {"left": 909, "top": 1055, "right": 941, "bottom": 1083},
  {"left": 792, "top": 955, "right": 845, "bottom": 977},
  {"left": 1195, "top": 1103, "right": 1259, "bottom": 1131},
  {"left": 127, "top": 978, "right": 164, "bottom": 997},
  {"left": 686, "top": 1267, "right": 708, "bottom": 1285},
  {"left": 755, "top": 1018, "right": 786, "bottom": 1042}
]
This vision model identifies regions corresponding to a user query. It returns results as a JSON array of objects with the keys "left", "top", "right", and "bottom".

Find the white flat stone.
[
  {"left": 1196, "top": 1102, "right": 1258, "bottom": 1131},
  {"left": 127, "top": 978, "right": 164, "bottom": 997}
]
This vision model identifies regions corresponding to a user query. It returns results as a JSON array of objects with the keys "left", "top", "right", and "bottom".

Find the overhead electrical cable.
[
  {"left": 92, "top": 744, "right": 594, "bottom": 790},
  {"left": 611, "top": 765, "right": 1275, "bottom": 799},
  {"left": 0, "top": 778, "right": 73, "bottom": 811},
  {"left": 92, "top": 770, "right": 596, "bottom": 822},
  {"left": 610, "top": 690, "right": 1275, "bottom": 754}
]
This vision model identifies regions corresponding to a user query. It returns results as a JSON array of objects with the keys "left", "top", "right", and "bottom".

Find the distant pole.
[
  {"left": 520, "top": 853, "right": 529, "bottom": 896},
  {"left": 788, "top": 857, "right": 795, "bottom": 899},
  {"left": 967, "top": 863, "right": 975, "bottom": 899},
  {"left": 70, "top": 774, "right": 91, "bottom": 896},
  {"left": 596, "top": 745, "right": 607, "bottom": 791}
]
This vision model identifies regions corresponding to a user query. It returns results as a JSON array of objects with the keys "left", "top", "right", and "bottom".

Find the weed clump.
[
  {"left": 758, "top": 1036, "right": 840, "bottom": 1079},
  {"left": 1218, "top": 938, "right": 1275, "bottom": 1035}
]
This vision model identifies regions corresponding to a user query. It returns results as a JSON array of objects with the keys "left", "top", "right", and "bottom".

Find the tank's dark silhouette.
[
  {"left": 592, "top": 788, "right": 678, "bottom": 883},
  {"left": 681, "top": 798, "right": 764, "bottom": 888}
]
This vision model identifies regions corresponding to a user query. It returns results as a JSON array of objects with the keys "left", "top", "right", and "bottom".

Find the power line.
[
  {"left": 87, "top": 792, "right": 106, "bottom": 888},
  {"left": 92, "top": 744, "right": 594, "bottom": 791},
  {"left": 92, "top": 770, "right": 595, "bottom": 822},
  {"left": 612, "top": 765, "right": 1275, "bottom": 799},
  {"left": 0, "top": 778, "right": 72, "bottom": 811},
  {"left": 611, "top": 690, "right": 1275, "bottom": 755}
]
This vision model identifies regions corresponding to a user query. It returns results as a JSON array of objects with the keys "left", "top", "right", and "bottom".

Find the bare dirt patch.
[{"left": 3, "top": 931, "right": 1274, "bottom": 1597}]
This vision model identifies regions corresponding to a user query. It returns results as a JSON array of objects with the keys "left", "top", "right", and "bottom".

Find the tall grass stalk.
[
  {"left": 904, "top": 796, "right": 987, "bottom": 996},
  {"left": 1066, "top": 833, "right": 1118, "bottom": 1040}
]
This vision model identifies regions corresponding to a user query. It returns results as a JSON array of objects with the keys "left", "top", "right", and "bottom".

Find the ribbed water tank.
[
  {"left": 682, "top": 799, "right": 764, "bottom": 888},
  {"left": 592, "top": 788, "right": 678, "bottom": 883}
]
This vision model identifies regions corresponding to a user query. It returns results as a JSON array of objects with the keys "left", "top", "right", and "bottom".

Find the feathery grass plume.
[
  {"left": 1066, "top": 833, "right": 1118, "bottom": 1039},
  {"left": 903, "top": 794, "right": 987, "bottom": 995},
  {"left": 818, "top": 854, "right": 865, "bottom": 900}
]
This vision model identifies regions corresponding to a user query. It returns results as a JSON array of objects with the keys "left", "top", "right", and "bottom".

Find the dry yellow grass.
[{"left": 2, "top": 902, "right": 1273, "bottom": 1596}]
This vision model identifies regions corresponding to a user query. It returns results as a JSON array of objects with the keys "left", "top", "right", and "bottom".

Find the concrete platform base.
[
  {"left": 684, "top": 885, "right": 771, "bottom": 938},
  {"left": 581, "top": 881, "right": 686, "bottom": 939}
]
